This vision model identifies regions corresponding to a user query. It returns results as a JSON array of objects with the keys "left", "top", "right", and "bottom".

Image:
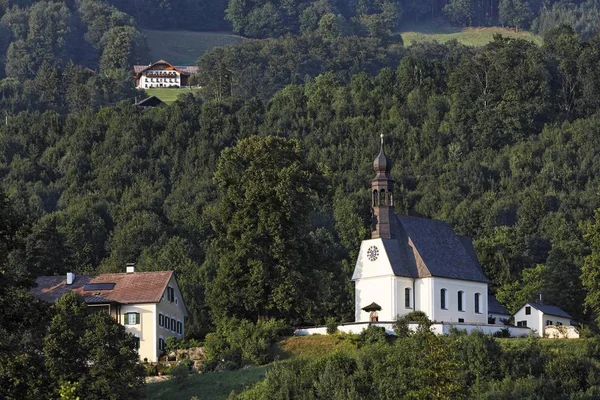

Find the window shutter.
[{"left": 136, "top": 313, "right": 140, "bottom": 324}]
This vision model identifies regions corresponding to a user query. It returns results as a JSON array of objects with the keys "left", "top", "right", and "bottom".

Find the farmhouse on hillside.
[
  {"left": 133, "top": 59, "right": 198, "bottom": 89},
  {"left": 31, "top": 264, "right": 187, "bottom": 361},
  {"left": 513, "top": 301, "right": 577, "bottom": 338}
]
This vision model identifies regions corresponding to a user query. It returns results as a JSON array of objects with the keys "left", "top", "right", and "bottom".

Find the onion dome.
[{"left": 373, "top": 134, "right": 391, "bottom": 176}]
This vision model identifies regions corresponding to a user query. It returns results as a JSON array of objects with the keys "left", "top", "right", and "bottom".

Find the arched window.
[
  {"left": 474, "top": 293, "right": 481, "bottom": 314},
  {"left": 380, "top": 189, "right": 386, "bottom": 205},
  {"left": 405, "top": 288, "right": 411, "bottom": 308},
  {"left": 458, "top": 291, "right": 464, "bottom": 311},
  {"left": 440, "top": 288, "right": 447, "bottom": 309},
  {"left": 372, "top": 190, "right": 378, "bottom": 206}
]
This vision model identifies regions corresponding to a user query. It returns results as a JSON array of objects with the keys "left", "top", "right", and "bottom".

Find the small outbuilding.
[
  {"left": 513, "top": 302, "right": 573, "bottom": 337},
  {"left": 488, "top": 294, "right": 510, "bottom": 325}
]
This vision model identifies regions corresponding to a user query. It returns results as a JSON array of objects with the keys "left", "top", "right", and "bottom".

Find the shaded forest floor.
[
  {"left": 398, "top": 21, "right": 542, "bottom": 47},
  {"left": 142, "top": 30, "right": 246, "bottom": 65}
]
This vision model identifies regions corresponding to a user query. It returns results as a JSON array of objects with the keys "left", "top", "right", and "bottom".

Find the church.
[{"left": 352, "top": 136, "right": 490, "bottom": 324}]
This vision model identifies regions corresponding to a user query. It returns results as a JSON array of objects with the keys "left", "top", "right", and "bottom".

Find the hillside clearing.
[
  {"left": 145, "top": 88, "right": 200, "bottom": 103},
  {"left": 146, "top": 366, "right": 268, "bottom": 400},
  {"left": 142, "top": 30, "right": 246, "bottom": 65},
  {"left": 399, "top": 23, "right": 542, "bottom": 47}
]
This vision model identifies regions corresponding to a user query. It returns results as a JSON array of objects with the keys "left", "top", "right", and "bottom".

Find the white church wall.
[
  {"left": 295, "top": 322, "right": 531, "bottom": 337},
  {"left": 394, "top": 277, "right": 416, "bottom": 319},
  {"left": 352, "top": 239, "right": 395, "bottom": 280},
  {"left": 428, "top": 277, "right": 488, "bottom": 324},
  {"left": 415, "top": 278, "right": 433, "bottom": 318},
  {"left": 355, "top": 276, "right": 394, "bottom": 322}
]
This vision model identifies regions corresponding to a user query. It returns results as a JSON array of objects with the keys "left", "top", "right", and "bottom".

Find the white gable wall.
[
  {"left": 514, "top": 306, "right": 543, "bottom": 336},
  {"left": 514, "top": 305, "right": 571, "bottom": 337},
  {"left": 355, "top": 276, "right": 393, "bottom": 321}
]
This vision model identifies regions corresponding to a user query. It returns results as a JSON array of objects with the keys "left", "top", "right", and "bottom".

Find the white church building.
[
  {"left": 352, "top": 136, "right": 489, "bottom": 324},
  {"left": 296, "top": 136, "right": 531, "bottom": 337}
]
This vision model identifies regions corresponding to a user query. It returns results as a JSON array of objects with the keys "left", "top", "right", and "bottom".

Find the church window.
[
  {"left": 458, "top": 291, "right": 464, "bottom": 311},
  {"left": 525, "top": 306, "right": 531, "bottom": 315},
  {"left": 474, "top": 293, "right": 481, "bottom": 313},
  {"left": 405, "top": 288, "right": 411, "bottom": 308},
  {"left": 373, "top": 190, "right": 378, "bottom": 206},
  {"left": 380, "top": 189, "right": 386, "bottom": 205},
  {"left": 440, "top": 288, "right": 447, "bottom": 309}
]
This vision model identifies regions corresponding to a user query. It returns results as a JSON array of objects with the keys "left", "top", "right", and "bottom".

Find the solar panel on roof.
[{"left": 83, "top": 283, "right": 115, "bottom": 291}]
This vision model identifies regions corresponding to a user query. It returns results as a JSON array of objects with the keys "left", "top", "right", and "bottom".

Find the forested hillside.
[
  {"left": 0, "top": 25, "right": 599, "bottom": 332},
  {"left": 4, "top": 0, "right": 600, "bottom": 398}
]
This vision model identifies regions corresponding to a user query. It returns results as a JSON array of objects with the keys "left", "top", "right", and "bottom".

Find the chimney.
[
  {"left": 126, "top": 262, "right": 135, "bottom": 274},
  {"left": 66, "top": 272, "right": 75, "bottom": 285}
]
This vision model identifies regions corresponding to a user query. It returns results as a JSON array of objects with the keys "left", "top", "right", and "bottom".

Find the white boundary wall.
[{"left": 295, "top": 322, "right": 531, "bottom": 337}]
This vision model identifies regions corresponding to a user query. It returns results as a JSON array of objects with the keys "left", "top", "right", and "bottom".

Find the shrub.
[
  {"left": 493, "top": 327, "right": 511, "bottom": 338},
  {"left": 203, "top": 318, "right": 289, "bottom": 371},
  {"left": 325, "top": 317, "right": 338, "bottom": 334},
  {"left": 393, "top": 311, "right": 432, "bottom": 337},
  {"left": 358, "top": 325, "right": 389, "bottom": 347}
]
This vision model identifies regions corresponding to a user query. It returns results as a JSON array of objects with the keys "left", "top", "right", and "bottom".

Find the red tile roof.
[{"left": 31, "top": 271, "right": 173, "bottom": 304}]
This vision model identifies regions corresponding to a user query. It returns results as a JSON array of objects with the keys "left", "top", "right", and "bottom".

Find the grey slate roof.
[
  {"left": 527, "top": 302, "right": 572, "bottom": 319},
  {"left": 488, "top": 295, "right": 510, "bottom": 315},
  {"left": 396, "top": 215, "right": 490, "bottom": 283}
]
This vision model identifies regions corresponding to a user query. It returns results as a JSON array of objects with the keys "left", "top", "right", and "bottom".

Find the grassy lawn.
[
  {"left": 142, "top": 30, "right": 246, "bottom": 65},
  {"left": 145, "top": 88, "right": 200, "bottom": 104},
  {"left": 146, "top": 366, "right": 268, "bottom": 400},
  {"left": 399, "top": 21, "right": 542, "bottom": 47}
]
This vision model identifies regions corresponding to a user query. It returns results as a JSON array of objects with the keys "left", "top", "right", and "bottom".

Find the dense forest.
[{"left": 4, "top": 0, "right": 600, "bottom": 398}]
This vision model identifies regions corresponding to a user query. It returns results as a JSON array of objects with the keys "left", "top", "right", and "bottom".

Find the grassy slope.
[
  {"left": 142, "top": 30, "right": 246, "bottom": 65},
  {"left": 146, "top": 366, "right": 268, "bottom": 400},
  {"left": 399, "top": 22, "right": 542, "bottom": 47},
  {"left": 146, "top": 335, "right": 589, "bottom": 399},
  {"left": 145, "top": 87, "right": 200, "bottom": 103}
]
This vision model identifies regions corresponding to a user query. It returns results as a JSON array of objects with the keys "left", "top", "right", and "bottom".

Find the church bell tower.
[{"left": 371, "top": 134, "right": 396, "bottom": 239}]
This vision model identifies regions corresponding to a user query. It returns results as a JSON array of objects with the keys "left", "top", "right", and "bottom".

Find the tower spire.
[{"left": 371, "top": 134, "right": 395, "bottom": 239}]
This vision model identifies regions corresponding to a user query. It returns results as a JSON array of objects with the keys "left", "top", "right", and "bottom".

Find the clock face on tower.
[{"left": 367, "top": 246, "right": 379, "bottom": 262}]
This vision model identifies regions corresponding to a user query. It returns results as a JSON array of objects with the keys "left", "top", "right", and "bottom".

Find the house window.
[
  {"left": 125, "top": 312, "right": 140, "bottom": 325},
  {"left": 474, "top": 293, "right": 481, "bottom": 314},
  {"left": 440, "top": 288, "right": 447, "bottom": 309},
  {"left": 167, "top": 286, "right": 175, "bottom": 302},
  {"left": 165, "top": 316, "right": 170, "bottom": 330},
  {"left": 556, "top": 322, "right": 563, "bottom": 326},
  {"left": 458, "top": 318, "right": 464, "bottom": 323},
  {"left": 517, "top": 320, "right": 527, "bottom": 327},
  {"left": 177, "top": 321, "right": 182, "bottom": 334},
  {"left": 171, "top": 318, "right": 176, "bottom": 331},
  {"left": 458, "top": 291, "right": 464, "bottom": 312},
  {"left": 133, "top": 336, "right": 140, "bottom": 350},
  {"left": 525, "top": 306, "right": 531, "bottom": 315},
  {"left": 158, "top": 338, "right": 165, "bottom": 352},
  {"left": 546, "top": 320, "right": 553, "bottom": 326},
  {"left": 405, "top": 288, "right": 411, "bottom": 308},
  {"left": 159, "top": 313, "right": 164, "bottom": 327}
]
